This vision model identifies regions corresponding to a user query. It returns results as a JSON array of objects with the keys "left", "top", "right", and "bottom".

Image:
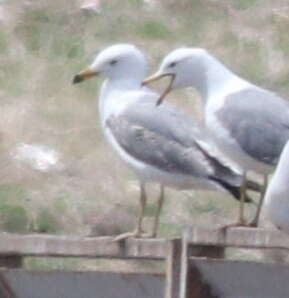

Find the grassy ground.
[{"left": 1, "top": 0, "right": 289, "bottom": 269}]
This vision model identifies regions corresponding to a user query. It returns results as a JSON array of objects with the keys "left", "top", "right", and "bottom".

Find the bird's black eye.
[
  {"left": 110, "top": 59, "right": 118, "bottom": 65},
  {"left": 169, "top": 62, "right": 177, "bottom": 68}
]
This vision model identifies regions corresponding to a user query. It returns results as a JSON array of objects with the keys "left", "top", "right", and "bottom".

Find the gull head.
[
  {"left": 143, "top": 48, "right": 208, "bottom": 105},
  {"left": 73, "top": 44, "right": 146, "bottom": 84}
]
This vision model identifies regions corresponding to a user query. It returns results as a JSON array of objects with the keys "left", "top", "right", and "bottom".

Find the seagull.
[
  {"left": 263, "top": 140, "right": 289, "bottom": 233},
  {"left": 72, "top": 44, "right": 258, "bottom": 240},
  {"left": 142, "top": 47, "right": 289, "bottom": 227}
]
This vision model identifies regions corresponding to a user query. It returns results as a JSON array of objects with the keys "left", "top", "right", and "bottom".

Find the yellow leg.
[
  {"left": 238, "top": 172, "right": 247, "bottom": 225},
  {"left": 221, "top": 172, "right": 247, "bottom": 231},
  {"left": 249, "top": 174, "right": 268, "bottom": 227},
  {"left": 113, "top": 182, "right": 147, "bottom": 241},
  {"left": 150, "top": 185, "right": 165, "bottom": 238}
]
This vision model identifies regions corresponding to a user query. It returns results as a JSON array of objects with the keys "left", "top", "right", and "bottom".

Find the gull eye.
[
  {"left": 169, "top": 62, "right": 177, "bottom": 68},
  {"left": 109, "top": 59, "right": 118, "bottom": 66}
]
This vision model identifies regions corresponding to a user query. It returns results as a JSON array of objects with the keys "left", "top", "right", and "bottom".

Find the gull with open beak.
[
  {"left": 143, "top": 47, "right": 289, "bottom": 227},
  {"left": 142, "top": 73, "right": 176, "bottom": 106},
  {"left": 143, "top": 73, "right": 175, "bottom": 106},
  {"left": 72, "top": 44, "right": 260, "bottom": 240}
]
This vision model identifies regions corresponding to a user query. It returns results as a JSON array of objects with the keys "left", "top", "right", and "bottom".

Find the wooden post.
[
  {"left": 180, "top": 231, "right": 189, "bottom": 298},
  {"left": 180, "top": 227, "right": 225, "bottom": 298},
  {"left": 165, "top": 239, "right": 182, "bottom": 298}
]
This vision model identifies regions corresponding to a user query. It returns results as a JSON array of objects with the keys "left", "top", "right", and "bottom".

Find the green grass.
[
  {"left": 221, "top": 30, "right": 239, "bottom": 50},
  {"left": 239, "top": 40, "right": 267, "bottom": 84},
  {"left": 0, "top": 204, "right": 29, "bottom": 233},
  {"left": 137, "top": 20, "right": 172, "bottom": 40},
  {"left": 34, "top": 208, "right": 60, "bottom": 234},
  {"left": 276, "top": 34, "right": 289, "bottom": 58},
  {"left": 0, "top": 184, "right": 27, "bottom": 201},
  {"left": 25, "top": 257, "right": 81, "bottom": 271},
  {"left": 0, "top": 31, "right": 8, "bottom": 55},
  {"left": 232, "top": 0, "right": 259, "bottom": 10},
  {"left": 158, "top": 222, "right": 183, "bottom": 238}
]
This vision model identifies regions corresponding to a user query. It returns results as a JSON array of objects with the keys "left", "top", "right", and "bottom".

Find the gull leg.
[
  {"left": 238, "top": 172, "right": 247, "bottom": 225},
  {"left": 113, "top": 182, "right": 147, "bottom": 241},
  {"left": 148, "top": 185, "right": 165, "bottom": 238},
  {"left": 249, "top": 174, "right": 268, "bottom": 227},
  {"left": 221, "top": 172, "right": 247, "bottom": 230}
]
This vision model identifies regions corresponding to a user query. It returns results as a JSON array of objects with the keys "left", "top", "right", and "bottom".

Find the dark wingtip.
[
  {"left": 72, "top": 74, "right": 83, "bottom": 84},
  {"left": 210, "top": 176, "right": 254, "bottom": 203},
  {"left": 155, "top": 98, "right": 162, "bottom": 107}
]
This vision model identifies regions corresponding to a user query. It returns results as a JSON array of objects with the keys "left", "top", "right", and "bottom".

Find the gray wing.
[
  {"left": 106, "top": 115, "right": 208, "bottom": 176},
  {"left": 106, "top": 94, "right": 240, "bottom": 184},
  {"left": 218, "top": 87, "right": 289, "bottom": 166},
  {"left": 122, "top": 94, "right": 204, "bottom": 147}
]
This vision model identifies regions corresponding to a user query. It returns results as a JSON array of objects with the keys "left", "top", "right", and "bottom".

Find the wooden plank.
[
  {"left": 185, "top": 226, "right": 289, "bottom": 250},
  {"left": 180, "top": 233, "right": 189, "bottom": 298},
  {"left": 0, "top": 234, "right": 169, "bottom": 259},
  {"left": 0, "top": 226, "right": 286, "bottom": 260},
  {"left": 165, "top": 239, "right": 182, "bottom": 298}
]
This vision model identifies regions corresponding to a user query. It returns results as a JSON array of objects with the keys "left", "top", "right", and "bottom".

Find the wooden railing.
[{"left": 0, "top": 226, "right": 288, "bottom": 298}]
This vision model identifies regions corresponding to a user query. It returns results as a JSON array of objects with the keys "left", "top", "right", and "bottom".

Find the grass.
[
  {"left": 25, "top": 257, "right": 83, "bottom": 271},
  {"left": 137, "top": 20, "right": 172, "bottom": 40},
  {"left": 221, "top": 30, "right": 239, "bottom": 50},
  {"left": 0, "top": 204, "right": 29, "bottom": 233},
  {"left": 232, "top": 0, "right": 259, "bottom": 10},
  {"left": 34, "top": 208, "right": 60, "bottom": 234},
  {"left": 0, "top": 183, "right": 27, "bottom": 201},
  {"left": 239, "top": 40, "right": 267, "bottom": 84}
]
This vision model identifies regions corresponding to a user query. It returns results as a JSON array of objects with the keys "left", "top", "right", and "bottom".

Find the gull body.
[
  {"left": 263, "top": 140, "right": 289, "bottom": 232},
  {"left": 73, "top": 44, "right": 254, "bottom": 239},
  {"left": 144, "top": 47, "right": 289, "bottom": 225}
]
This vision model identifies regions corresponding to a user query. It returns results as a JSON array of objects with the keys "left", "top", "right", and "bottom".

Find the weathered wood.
[
  {"left": 185, "top": 226, "right": 289, "bottom": 250},
  {"left": 165, "top": 239, "right": 182, "bottom": 298},
  {"left": 180, "top": 233, "right": 189, "bottom": 298},
  {"left": 180, "top": 229, "right": 225, "bottom": 298},
  {"left": 0, "top": 234, "right": 169, "bottom": 259},
  {"left": 0, "top": 227, "right": 286, "bottom": 261}
]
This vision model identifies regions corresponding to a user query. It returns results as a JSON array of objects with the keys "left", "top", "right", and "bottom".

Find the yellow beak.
[
  {"left": 142, "top": 73, "right": 175, "bottom": 106},
  {"left": 72, "top": 68, "right": 98, "bottom": 84}
]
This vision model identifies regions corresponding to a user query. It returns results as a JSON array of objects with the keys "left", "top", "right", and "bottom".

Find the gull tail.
[
  {"left": 209, "top": 176, "right": 254, "bottom": 203},
  {"left": 194, "top": 139, "right": 261, "bottom": 201}
]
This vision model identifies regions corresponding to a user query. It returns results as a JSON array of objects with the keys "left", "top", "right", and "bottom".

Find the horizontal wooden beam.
[
  {"left": 0, "top": 234, "right": 170, "bottom": 259},
  {"left": 0, "top": 227, "right": 287, "bottom": 259},
  {"left": 185, "top": 226, "right": 289, "bottom": 250}
]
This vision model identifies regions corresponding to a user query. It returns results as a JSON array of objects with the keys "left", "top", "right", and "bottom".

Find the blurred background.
[{"left": 1, "top": 0, "right": 289, "bottom": 269}]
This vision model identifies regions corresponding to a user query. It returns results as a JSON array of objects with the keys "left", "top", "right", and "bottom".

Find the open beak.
[
  {"left": 142, "top": 73, "right": 175, "bottom": 106},
  {"left": 72, "top": 68, "right": 98, "bottom": 84}
]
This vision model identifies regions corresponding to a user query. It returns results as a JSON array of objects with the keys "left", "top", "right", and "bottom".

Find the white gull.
[
  {"left": 73, "top": 44, "right": 258, "bottom": 240},
  {"left": 143, "top": 47, "right": 289, "bottom": 226}
]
